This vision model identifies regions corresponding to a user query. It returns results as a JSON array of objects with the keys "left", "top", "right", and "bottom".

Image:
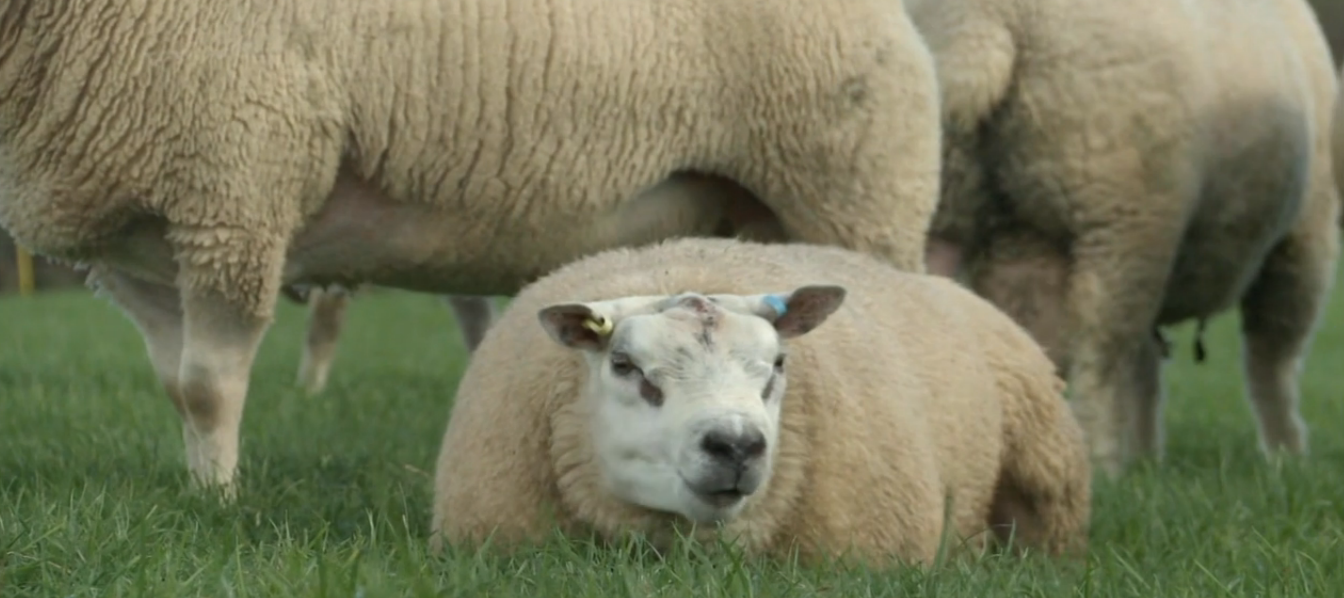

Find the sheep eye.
[
  {"left": 610, "top": 352, "right": 639, "bottom": 377},
  {"left": 773, "top": 354, "right": 786, "bottom": 370},
  {"left": 640, "top": 378, "right": 664, "bottom": 407}
]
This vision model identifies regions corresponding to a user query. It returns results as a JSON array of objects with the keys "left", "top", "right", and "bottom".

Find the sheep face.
[{"left": 538, "top": 285, "right": 847, "bottom": 525}]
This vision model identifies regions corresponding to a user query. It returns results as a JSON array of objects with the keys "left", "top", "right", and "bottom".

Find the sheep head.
[{"left": 536, "top": 284, "right": 846, "bottom": 525}]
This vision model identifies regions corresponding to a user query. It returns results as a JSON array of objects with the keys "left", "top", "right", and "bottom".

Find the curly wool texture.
[
  {"left": 0, "top": 0, "right": 942, "bottom": 319},
  {"left": 430, "top": 237, "right": 1091, "bottom": 567},
  {"left": 908, "top": 0, "right": 1341, "bottom": 470}
]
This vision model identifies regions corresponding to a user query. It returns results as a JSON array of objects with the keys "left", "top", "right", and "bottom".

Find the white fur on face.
[{"left": 580, "top": 299, "right": 789, "bottom": 525}]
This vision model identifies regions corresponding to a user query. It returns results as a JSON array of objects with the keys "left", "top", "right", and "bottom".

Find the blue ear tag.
[{"left": 763, "top": 294, "right": 788, "bottom": 317}]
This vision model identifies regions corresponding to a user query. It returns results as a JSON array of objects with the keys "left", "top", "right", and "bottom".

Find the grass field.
[{"left": 2, "top": 276, "right": 1343, "bottom": 598}]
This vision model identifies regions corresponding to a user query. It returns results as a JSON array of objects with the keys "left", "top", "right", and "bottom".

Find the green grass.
[{"left": 2, "top": 276, "right": 1343, "bottom": 598}]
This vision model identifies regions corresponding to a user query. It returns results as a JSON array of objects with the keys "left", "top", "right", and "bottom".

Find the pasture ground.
[{"left": 2, "top": 270, "right": 1343, "bottom": 597}]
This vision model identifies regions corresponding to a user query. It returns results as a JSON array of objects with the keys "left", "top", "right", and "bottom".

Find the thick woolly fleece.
[
  {"left": 0, "top": 0, "right": 942, "bottom": 322},
  {"left": 431, "top": 237, "right": 1091, "bottom": 568},
  {"left": 908, "top": 0, "right": 1342, "bottom": 474}
]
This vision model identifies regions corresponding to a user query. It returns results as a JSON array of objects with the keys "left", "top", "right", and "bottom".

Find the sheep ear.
[
  {"left": 537, "top": 303, "right": 614, "bottom": 352},
  {"left": 759, "top": 284, "right": 847, "bottom": 339}
]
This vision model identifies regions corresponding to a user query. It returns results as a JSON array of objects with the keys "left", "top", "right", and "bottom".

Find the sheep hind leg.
[
  {"left": 444, "top": 295, "right": 498, "bottom": 353},
  {"left": 1237, "top": 208, "right": 1340, "bottom": 457},
  {"left": 296, "top": 286, "right": 352, "bottom": 396},
  {"left": 1060, "top": 229, "right": 1180, "bottom": 479}
]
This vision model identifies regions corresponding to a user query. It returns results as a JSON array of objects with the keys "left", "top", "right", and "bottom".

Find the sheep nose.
[{"left": 700, "top": 427, "right": 767, "bottom": 469}]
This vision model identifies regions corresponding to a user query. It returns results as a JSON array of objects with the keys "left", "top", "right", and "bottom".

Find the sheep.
[
  {"left": 430, "top": 237, "right": 1092, "bottom": 568},
  {"left": 0, "top": 0, "right": 944, "bottom": 492},
  {"left": 282, "top": 285, "right": 498, "bottom": 396},
  {"left": 906, "top": 0, "right": 1342, "bottom": 477}
]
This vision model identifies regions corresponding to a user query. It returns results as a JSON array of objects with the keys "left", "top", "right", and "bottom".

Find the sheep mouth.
[{"left": 692, "top": 488, "right": 747, "bottom": 509}]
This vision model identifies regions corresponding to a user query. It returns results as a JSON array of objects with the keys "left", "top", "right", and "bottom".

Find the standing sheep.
[
  {"left": 431, "top": 237, "right": 1092, "bottom": 567},
  {"left": 908, "top": 0, "right": 1342, "bottom": 476},
  {"left": 0, "top": 0, "right": 944, "bottom": 493}
]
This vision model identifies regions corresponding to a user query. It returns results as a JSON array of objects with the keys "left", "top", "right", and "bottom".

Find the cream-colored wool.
[
  {"left": 431, "top": 237, "right": 1091, "bottom": 568},
  {"left": 909, "top": 0, "right": 1342, "bottom": 477},
  {"left": 0, "top": 0, "right": 942, "bottom": 490}
]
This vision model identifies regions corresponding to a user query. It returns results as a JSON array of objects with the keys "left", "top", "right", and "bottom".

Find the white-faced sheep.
[
  {"left": 908, "top": 0, "right": 1342, "bottom": 477},
  {"left": 0, "top": 0, "right": 944, "bottom": 492},
  {"left": 431, "top": 237, "right": 1092, "bottom": 568}
]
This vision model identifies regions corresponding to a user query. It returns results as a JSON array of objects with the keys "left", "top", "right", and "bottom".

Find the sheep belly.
[{"left": 280, "top": 170, "right": 741, "bottom": 296}]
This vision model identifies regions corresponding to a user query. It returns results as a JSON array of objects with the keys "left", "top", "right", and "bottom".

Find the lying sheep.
[
  {"left": 282, "top": 285, "right": 498, "bottom": 395},
  {"left": 0, "top": 0, "right": 943, "bottom": 491},
  {"left": 908, "top": 0, "right": 1342, "bottom": 477},
  {"left": 431, "top": 237, "right": 1091, "bottom": 567}
]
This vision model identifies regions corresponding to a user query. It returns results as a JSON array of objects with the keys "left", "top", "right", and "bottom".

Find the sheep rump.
[
  {"left": 430, "top": 237, "right": 1091, "bottom": 567},
  {"left": 910, "top": 0, "right": 1342, "bottom": 476}
]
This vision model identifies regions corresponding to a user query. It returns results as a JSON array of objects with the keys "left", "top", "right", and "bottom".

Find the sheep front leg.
[
  {"left": 297, "top": 286, "right": 352, "bottom": 395},
  {"left": 170, "top": 284, "right": 273, "bottom": 493},
  {"left": 1237, "top": 206, "right": 1339, "bottom": 456},
  {"left": 87, "top": 266, "right": 187, "bottom": 431},
  {"left": 167, "top": 227, "right": 286, "bottom": 493}
]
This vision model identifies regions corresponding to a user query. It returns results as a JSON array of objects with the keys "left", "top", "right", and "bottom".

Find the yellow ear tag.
[{"left": 582, "top": 315, "right": 613, "bottom": 336}]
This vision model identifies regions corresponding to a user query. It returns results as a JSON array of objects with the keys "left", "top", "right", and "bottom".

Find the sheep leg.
[
  {"left": 1125, "top": 333, "right": 1168, "bottom": 459},
  {"left": 86, "top": 266, "right": 187, "bottom": 435},
  {"left": 171, "top": 275, "right": 277, "bottom": 493},
  {"left": 1236, "top": 211, "right": 1339, "bottom": 456},
  {"left": 1061, "top": 231, "right": 1179, "bottom": 478},
  {"left": 444, "top": 295, "right": 498, "bottom": 352},
  {"left": 296, "top": 286, "right": 352, "bottom": 396}
]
